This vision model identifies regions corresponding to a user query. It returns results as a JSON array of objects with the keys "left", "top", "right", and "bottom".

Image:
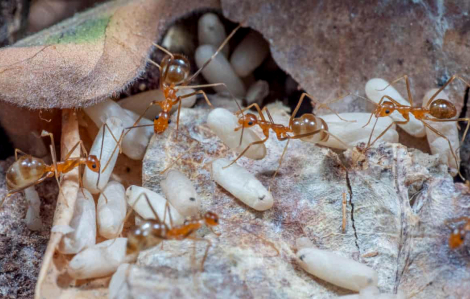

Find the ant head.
[
  {"left": 154, "top": 112, "right": 171, "bottom": 133},
  {"left": 204, "top": 211, "right": 219, "bottom": 226},
  {"left": 376, "top": 101, "right": 396, "bottom": 117},
  {"left": 449, "top": 228, "right": 465, "bottom": 249},
  {"left": 239, "top": 113, "right": 258, "bottom": 128},
  {"left": 86, "top": 155, "right": 100, "bottom": 172},
  {"left": 429, "top": 99, "right": 457, "bottom": 119},
  {"left": 160, "top": 54, "right": 190, "bottom": 86}
]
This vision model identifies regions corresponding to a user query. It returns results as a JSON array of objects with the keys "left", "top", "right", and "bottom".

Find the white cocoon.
[
  {"left": 212, "top": 158, "right": 273, "bottom": 211},
  {"left": 318, "top": 113, "right": 398, "bottom": 149},
  {"left": 246, "top": 80, "right": 270, "bottom": 105},
  {"left": 422, "top": 89, "right": 459, "bottom": 170},
  {"left": 207, "top": 108, "right": 266, "bottom": 160},
  {"left": 68, "top": 238, "right": 128, "bottom": 279},
  {"left": 97, "top": 181, "right": 127, "bottom": 239},
  {"left": 365, "top": 78, "right": 425, "bottom": 137},
  {"left": 84, "top": 99, "right": 153, "bottom": 160},
  {"left": 195, "top": 44, "right": 246, "bottom": 98},
  {"left": 126, "top": 185, "right": 184, "bottom": 226},
  {"left": 230, "top": 31, "right": 269, "bottom": 78},
  {"left": 24, "top": 186, "right": 42, "bottom": 231},
  {"left": 59, "top": 188, "right": 96, "bottom": 254},
  {"left": 297, "top": 246, "right": 378, "bottom": 292},
  {"left": 161, "top": 170, "right": 199, "bottom": 217},
  {"left": 118, "top": 89, "right": 197, "bottom": 120},
  {"left": 109, "top": 263, "right": 131, "bottom": 299},
  {"left": 83, "top": 117, "right": 124, "bottom": 194},
  {"left": 198, "top": 13, "right": 229, "bottom": 57}
]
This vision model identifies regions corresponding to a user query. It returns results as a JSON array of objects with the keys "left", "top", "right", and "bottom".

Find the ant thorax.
[
  {"left": 291, "top": 114, "right": 328, "bottom": 143},
  {"left": 428, "top": 99, "right": 457, "bottom": 119},
  {"left": 6, "top": 156, "right": 47, "bottom": 190}
]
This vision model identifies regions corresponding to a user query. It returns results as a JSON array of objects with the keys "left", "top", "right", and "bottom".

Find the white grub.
[
  {"left": 160, "top": 170, "right": 199, "bottom": 217},
  {"left": 296, "top": 239, "right": 378, "bottom": 292},
  {"left": 24, "top": 186, "right": 42, "bottom": 231},
  {"left": 126, "top": 185, "right": 184, "bottom": 226},
  {"left": 198, "top": 13, "right": 229, "bottom": 57},
  {"left": 68, "top": 238, "right": 133, "bottom": 279},
  {"left": 83, "top": 117, "right": 124, "bottom": 194},
  {"left": 118, "top": 88, "right": 197, "bottom": 120},
  {"left": 84, "top": 99, "right": 153, "bottom": 160},
  {"left": 207, "top": 108, "right": 266, "bottom": 160},
  {"left": 195, "top": 44, "right": 246, "bottom": 98},
  {"left": 422, "top": 89, "right": 459, "bottom": 170},
  {"left": 109, "top": 263, "right": 131, "bottom": 299},
  {"left": 230, "top": 31, "right": 269, "bottom": 78},
  {"left": 246, "top": 80, "right": 270, "bottom": 105},
  {"left": 318, "top": 112, "right": 398, "bottom": 149},
  {"left": 58, "top": 188, "right": 96, "bottom": 254},
  {"left": 212, "top": 158, "right": 273, "bottom": 211},
  {"left": 365, "top": 78, "right": 426, "bottom": 137},
  {"left": 337, "top": 286, "right": 406, "bottom": 299},
  {"left": 97, "top": 181, "right": 127, "bottom": 239}
]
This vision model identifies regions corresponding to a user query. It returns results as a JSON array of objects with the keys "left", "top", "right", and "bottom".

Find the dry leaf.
[{"left": 0, "top": 0, "right": 218, "bottom": 109}]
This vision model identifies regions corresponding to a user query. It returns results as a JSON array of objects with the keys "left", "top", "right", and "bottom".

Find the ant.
[
  {"left": 446, "top": 217, "right": 469, "bottom": 249},
  {"left": 362, "top": 75, "right": 470, "bottom": 180},
  {"left": 125, "top": 193, "right": 220, "bottom": 271},
  {"left": 1, "top": 130, "right": 100, "bottom": 207},
  {"left": 224, "top": 92, "right": 353, "bottom": 181}
]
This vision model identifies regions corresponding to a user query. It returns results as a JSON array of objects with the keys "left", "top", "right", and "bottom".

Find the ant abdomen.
[
  {"left": 126, "top": 221, "right": 169, "bottom": 254},
  {"left": 160, "top": 54, "right": 191, "bottom": 86},
  {"left": 429, "top": 99, "right": 457, "bottom": 119},
  {"left": 292, "top": 114, "right": 328, "bottom": 142},
  {"left": 6, "top": 156, "right": 47, "bottom": 190}
]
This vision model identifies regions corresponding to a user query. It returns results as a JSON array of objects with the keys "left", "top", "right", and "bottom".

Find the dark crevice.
[{"left": 345, "top": 170, "right": 360, "bottom": 253}]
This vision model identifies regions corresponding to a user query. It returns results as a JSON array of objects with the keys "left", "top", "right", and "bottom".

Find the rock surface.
[
  {"left": 221, "top": 0, "right": 470, "bottom": 114},
  {"left": 124, "top": 102, "right": 470, "bottom": 298},
  {"left": 0, "top": 158, "right": 57, "bottom": 299}
]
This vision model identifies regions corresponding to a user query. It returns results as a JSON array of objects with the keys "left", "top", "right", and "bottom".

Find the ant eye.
[
  {"left": 92, "top": 164, "right": 96, "bottom": 169},
  {"left": 248, "top": 121, "right": 253, "bottom": 125},
  {"left": 168, "top": 119, "right": 172, "bottom": 124},
  {"left": 155, "top": 116, "right": 159, "bottom": 120},
  {"left": 385, "top": 110, "right": 390, "bottom": 114}
]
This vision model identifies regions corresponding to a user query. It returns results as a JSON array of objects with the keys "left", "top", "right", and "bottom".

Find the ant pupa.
[
  {"left": 125, "top": 193, "right": 220, "bottom": 271},
  {"left": 1, "top": 130, "right": 100, "bottom": 207},
  {"left": 225, "top": 92, "right": 353, "bottom": 183},
  {"left": 446, "top": 216, "right": 470, "bottom": 249},
  {"left": 362, "top": 75, "right": 470, "bottom": 180}
]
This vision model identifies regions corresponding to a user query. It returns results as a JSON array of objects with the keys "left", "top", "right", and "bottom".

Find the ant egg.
[
  {"left": 319, "top": 112, "right": 398, "bottom": 149},
  {"left": 198, "top": 13, "right": 229, "bottom": 57},
  {"left": 230, "top": 31, "right": 269, "bottom": 78},
  {"left": 212, "top": 158, "right": 273, "bottom": 211},
  {"left": 24, "top": 186, "right": 42, "bottom": 231},
  {"left": 365, "top": 78, "right": 426, "bottom": 137},
  {"left": 246, "top": 80, "right": 270, "bottom": 106},
  {"left": 195, "top": 44, "right": 246, "bottom": 98},
  {"left": 422, "top": 89, "right": 459, "bottom": 170},
  {"left": 126, "top": 185, "right": 185, "bottom": 226},
  {"left": 68, "top": 238, "right": 133, "bottom": 279},
  {"left": 83, "top": 117, "right": 124, "bottom": 194},
  {"left": 296, "top": 238, "right": 378, "bottom": 292},
  {"left": 85, "top": 99, "right": 153, "bottom": 160},
  {"left": 58, "top": 188, "right": 96, "bottom": 254},
  {"left": 118, "top": 89, "right": 197, "bottom": 120},
  {"left": 207, "top": 108, "right": 266, "bottom": 160},
  {"left": 97, "top": 181, "right": 127, "bottom": 239},
  {"left": 109, "top": 263, "right": 131, "bottom": 299},
  {"left": 161, "top": 170, "right": 199, "bottom": 217}
]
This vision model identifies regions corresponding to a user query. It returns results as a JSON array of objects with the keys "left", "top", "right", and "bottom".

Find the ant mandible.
[
  {"left": 362, "top": 75, "right": 470, "bottom": 180},
  {"left": 1, "top": 131, "right": 100, "bottom": 207},
  {"left": 225, "top": 92, "right": 353, "bottom": 182}
]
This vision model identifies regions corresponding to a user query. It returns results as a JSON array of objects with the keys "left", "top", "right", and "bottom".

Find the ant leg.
[
  {"left": 261, "top": 106, "right": 275, "bottom": 124},
  {"left": 185, "top": 25, "right": 241, "bottom": 84},
  {"left": 421, "top": 120, "right": 464, "bottom": 180},
  {"left": 424, "top": 118, "right": 470, "bottom": 144},
  {"left": 445, "top": 217, "right": 470, "bottom": 228},
  {"left": 14, "top": 148, "right": 29, "bottom": 160},
  {"left": 0, "top": 174, "right": 51, "bottom": 207},
  {"left": 378, "top": 75, "right": 414, "bottom": 106},
  {"left": 295, "top": 92, "right": 354, "bottom": 123},
  {"left": 175, "top": 97, "right": 183, "bottom": 139},
  {"left": 63, "top": 140, "right": 86, "bottom": 161},
  {"left": 141, "top": 192, "right": 163, "bottom": 224},
  {"left": 270, "top": 139, "right": 291, "bottom": 191},
  {"left": 101, "top": 123, "right": 126, "bottom": 173},
  {"left": 425, "top": 75, "right": 470, "bottom": 109},
  {"left": 223, "top": 136, "right": 270, "bottom": 168},
  {"left": 187, "top": 236, "right": 212, "bottom": 271},
  {"left": 162, "top": 200, "right": 174, "bottom": 229}
]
